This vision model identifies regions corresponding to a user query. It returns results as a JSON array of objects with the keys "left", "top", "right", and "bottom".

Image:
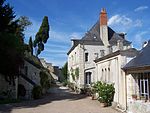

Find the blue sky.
[{"left": 7, "top": 0, "right": 150, "bottom": 67}]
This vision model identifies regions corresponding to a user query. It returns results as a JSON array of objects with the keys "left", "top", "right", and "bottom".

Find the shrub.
[
  {"left": 32, "top": 85, "right": 42, "bottom": 99},
  {"left": 40, "top": 71, "right": 50, "bottom": 89},
  {"left": 92, "top": 81, "right": 115, "bottom": 106}
]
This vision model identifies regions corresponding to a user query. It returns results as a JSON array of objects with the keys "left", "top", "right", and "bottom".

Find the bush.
[
  {"left": 92, "top": 81, "right": 115, "bottom": 106},
  {"left": 32, "top": 85, "right": 42, "bottom": 99},
  {"left": 40, "top": 71, "right": 50, "bottom": 89}
]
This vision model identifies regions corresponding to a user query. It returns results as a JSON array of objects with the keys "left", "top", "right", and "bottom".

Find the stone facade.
[
  {"left": 67, "top": 8, "right": 137, "bottom": 111},
  {"left": 18, "top": 60, "right": 41, "bottom": 99},
  {"left": 95, "top": 49, "right": 138, "bottom": 110},
  {"left": 68, "top": 8, "right": 131, "bottom": 89}
]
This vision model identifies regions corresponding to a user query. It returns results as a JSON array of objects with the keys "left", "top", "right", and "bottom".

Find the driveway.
[{"left": 0, "top": 83, "right": 121, "bottom": 113}]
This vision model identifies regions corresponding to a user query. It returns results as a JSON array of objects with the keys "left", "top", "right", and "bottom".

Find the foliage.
[
  {"left": 34, "top": 16, "right": 49, "bottom": 56},
  {"left": 70, "top": 68, "right": 75, "bottom": 81},
  {"left": 32, "top": 85, "right": 42, "bottom": 99},
  {"left": 70, "top": 67, "right": 79, "bottom": 81},
  {"left": 29, "top": 36, "right": 33, "bottom": 55},
  {"left": 75, "top": 67, "right": 79, "bottom": 79},
  {"left": 0, "top": 0, "right": 31, "bottom": 84},
  {"left": 0, "top": 0, "right": 16, "bottom": 32},
  {"left": 92, "top": 81, "right": 115, "bottom": 105},
  {"left": 61, "top": 62, "right": 68, "bottom": 81},
  {"left": 16, "top": 16, "right": 32, "bottom": 40},
  {"left": 40, "top": 71, "right": 50, "bottom": 89}
]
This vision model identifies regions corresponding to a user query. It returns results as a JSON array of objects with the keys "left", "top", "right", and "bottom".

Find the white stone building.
[
  {"left": 123, "top": 40, "right": 150, "bottom": 113},
  {"left": 94, "top": 48, "right": 138, "bottom": 110},
  {"left": 67, "top": 8, "right": 131, "bottom": 89}
]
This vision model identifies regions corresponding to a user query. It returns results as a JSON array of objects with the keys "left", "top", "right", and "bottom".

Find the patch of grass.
[{"left": 0, "top": 98, "right": 21, "bottom": 104}]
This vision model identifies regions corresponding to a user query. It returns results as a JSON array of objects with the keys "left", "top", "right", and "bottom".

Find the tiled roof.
[{"left": 123, "top": 40, "right": 150, "bottom": 70}]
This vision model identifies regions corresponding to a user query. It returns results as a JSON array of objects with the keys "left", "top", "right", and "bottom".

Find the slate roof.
[
  {"left": 123, "top": 40, "right": 150, "bottom": 70},
  {"left": 67, "top": 21, "right": 131, "bottom": 55}
]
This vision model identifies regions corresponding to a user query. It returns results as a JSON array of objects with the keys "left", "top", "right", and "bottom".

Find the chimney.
[
  {"left": 100, "top": 8, "right": 107, "bottom": 26},
  {"left": 100, "top": 8, "right": 109, "bottom": 46}
]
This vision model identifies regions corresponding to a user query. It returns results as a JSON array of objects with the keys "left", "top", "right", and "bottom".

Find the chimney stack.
[
  {"left": 100, "top": 8, "right": 109, "bottom": 46},
  {"left": 100, "top": 8, "right": 108, "bottom": 26}
]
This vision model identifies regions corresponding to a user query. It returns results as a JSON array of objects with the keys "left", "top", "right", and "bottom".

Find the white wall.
[{"left": 96, "top": 55, "right": 127, "bottom": 109}]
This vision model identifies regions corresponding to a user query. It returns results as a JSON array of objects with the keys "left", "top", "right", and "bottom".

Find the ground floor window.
[
  {"left": 136, "top": 72, "right": 150, "bottom": 101},
  {"left": 85, "top": 72, "right": 91, "bottom": 85}
]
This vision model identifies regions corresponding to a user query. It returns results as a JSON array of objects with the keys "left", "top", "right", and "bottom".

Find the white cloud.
[
  {"left": 134, "top": 6, "right": 148, "bottom": 12},
  {"left": 108, "top": 15, "right": 132, "bottom": 26},
  {"left": 108, "top": 14, "right": 142, "bottom": 32},
  {"left": 133, "top": 31, "right": 149, "bottom": 49}
]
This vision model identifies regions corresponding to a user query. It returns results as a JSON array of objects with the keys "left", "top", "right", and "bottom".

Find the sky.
[{"left": 7, "top": 0, "right": 150, "bottom": 67}]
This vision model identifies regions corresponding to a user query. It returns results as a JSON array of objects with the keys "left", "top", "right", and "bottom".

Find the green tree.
[
  {"left": 0, "top": 0, "right": 16, "bottom": 32},
  {"left": 0, "top": 0, "right": 30, "bottom": 84},
  {"left": 16, "top": 16, "right": 32, "bottom": 40},
  {"left": 29, "top": 36, "right": 33, "bottom": 55},
  {"left": 34, "top": 16, "right": 49, "bottom": 56},
  {"left": 62, "top": 62, "right": 68, "bottom": 80}
]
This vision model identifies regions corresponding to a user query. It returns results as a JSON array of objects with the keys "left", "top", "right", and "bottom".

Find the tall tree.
[
  {"left": 0, "top": 0, "right": 31, "bottom": 84},
  {"left": 34, "top": 16, "right": 49, "bottom": 56},
  {"left": 29, "top": 36, "right": 33, "bottom": 55}
]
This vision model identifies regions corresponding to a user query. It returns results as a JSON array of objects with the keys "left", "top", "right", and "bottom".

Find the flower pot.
[
  {"left": 91, "top": 93, "right": 98, "bottom": 100},
  {"left": 132, "top": 94, "right": 137, "bottom": 100},
  {"left": 91, "top": 94, "right": 97, "bottom": 100},
  {"left": 100, "top": 102, "right": 107, "bottom": 107}
]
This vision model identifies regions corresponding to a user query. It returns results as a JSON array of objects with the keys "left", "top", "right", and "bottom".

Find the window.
[
  {"left": 100, "top": 50, "right": 105, "bottom": 57},
  {"left": 94, "top": 53, "right": 99, "bottom": 59},
  {"left": 85, "top": 53, "right": 89, "bottom": 62},
  {"left": 136, "top": 73, "right": 150, "bottom": 101},
  {"left": 85, "top": 72, "right": 91, "bottom": 84}
]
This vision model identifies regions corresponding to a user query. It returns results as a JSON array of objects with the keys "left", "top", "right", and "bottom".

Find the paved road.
[{"left": 0, "top": 83, "right": 121, "bottom": 113}]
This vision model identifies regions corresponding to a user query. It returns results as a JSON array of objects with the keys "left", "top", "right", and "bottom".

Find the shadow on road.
[{"left": 0, "top": 83, "right": 88, "bottom": 113}]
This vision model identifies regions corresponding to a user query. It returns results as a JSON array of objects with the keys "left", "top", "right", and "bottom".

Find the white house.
[
  {"left": 67, "top": 8, "right": 131, "bottom": 89},
  {"left": 94, "top": 48, "right": 138, "bottom": 110}
]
